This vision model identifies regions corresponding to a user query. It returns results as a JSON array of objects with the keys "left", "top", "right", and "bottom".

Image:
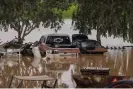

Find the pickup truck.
[
  {"left": 72, "top": 34, "right": 107, "bottom": 54},
  {"left": 38, "top": 34, "right": 80, "bottom": 56}
]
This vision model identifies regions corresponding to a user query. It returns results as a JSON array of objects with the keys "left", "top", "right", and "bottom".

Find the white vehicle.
[{"left": 38, "top": 34, "right": 80, "bottom": 57}]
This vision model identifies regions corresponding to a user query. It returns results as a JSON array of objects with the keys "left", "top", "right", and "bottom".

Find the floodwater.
[
  {"left": 0, "top": 48, "right": 133, "bottom": 88},
  {"left": 0, "top": 19, "right": 133, "bottom": 88}
]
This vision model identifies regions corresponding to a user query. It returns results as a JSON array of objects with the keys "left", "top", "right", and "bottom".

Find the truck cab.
[
  {"left": 39, "top": 34, "right": 72, "bottom": 48},
  {"left": 72, "top": 34, "right": 107, "bottom": 54},
  {"left": 39, "top": 34, "right": 80, "bottom": 56}
]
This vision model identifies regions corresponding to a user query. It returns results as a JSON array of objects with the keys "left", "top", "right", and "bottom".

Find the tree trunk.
[
  {"left": 97, "top": 29, "right": 101, "bottom": 44},
  {"left": 18, "top": 32, "right": 23, "bottom": 44}
]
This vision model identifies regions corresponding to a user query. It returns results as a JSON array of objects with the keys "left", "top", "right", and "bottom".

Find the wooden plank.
[{"left": 14, "top": 75, "right": 55, "bottom": 81}]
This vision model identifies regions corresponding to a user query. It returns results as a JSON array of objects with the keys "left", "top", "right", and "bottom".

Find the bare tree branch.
[
  {"left": 25, "top": 22, "right": 37, "bottom": 36},
  {"left": 21, "top": 24, "right": 29, "bottom": 40},
  {"left": 10, "top": 23, "right": 18, "bottom": 31},
  {"left": 20, "top": 21, "right": 25, "bottom": 38}
]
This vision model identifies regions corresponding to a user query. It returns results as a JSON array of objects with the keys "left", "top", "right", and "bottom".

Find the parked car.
[
  {"left": 72, "top": 39, "right": 107, "bottom": 54},
  {"left": 72, "top": 34, "right": 107, "bottom": 54}
]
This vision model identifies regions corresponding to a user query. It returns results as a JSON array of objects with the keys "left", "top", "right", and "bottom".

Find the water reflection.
[
  {"left": 0, "top": 48, "right": 133, "bottom": 87},
  {"left": 31, "top": 47, "right": 42, "bottom": 68},
  {"left": 106, "top": 48, "right": 133, "bottom": 76}
]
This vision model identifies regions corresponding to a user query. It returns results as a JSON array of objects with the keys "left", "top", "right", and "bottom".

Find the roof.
[
  {"left": 72, "top": 33, "right": 87, "bottom": 36},
  {"left": 76, "top": 39, "right": 97, "bottom": 42},
  {"left": 42, "top": 34, "right": 70, "bottom": 37}
]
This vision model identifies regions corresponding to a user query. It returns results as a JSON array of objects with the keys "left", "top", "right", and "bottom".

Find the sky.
[{"left": 0, "top": 19, "right": 132, "bottom": 46}]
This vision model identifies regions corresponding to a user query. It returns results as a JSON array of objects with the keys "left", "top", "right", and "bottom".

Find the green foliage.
[
  {"left": 62, "top": 4, "right": 77, "bottom": 19},
  {"left": 0, "top": 0, "right": 69, "bottom": 42},
  {"left": 72, "top": 0, "right": 133, "bottom": 43}
]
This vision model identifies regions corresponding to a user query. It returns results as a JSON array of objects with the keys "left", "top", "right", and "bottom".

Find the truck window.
[
  {"left": 81, "top": 41, "right": 95, "bottom": 47},
  {"left": 72, "top": 34, "right": 88, "bottom": 41},
  {"left": 46, "top": 36, "right": 71, "bottom": 44}
]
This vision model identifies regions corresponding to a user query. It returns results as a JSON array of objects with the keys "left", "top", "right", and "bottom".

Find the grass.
[{"left": 62, "top": 4, "right": 77, "bottom": 19}]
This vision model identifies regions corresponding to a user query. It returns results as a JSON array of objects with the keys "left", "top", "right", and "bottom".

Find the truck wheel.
[{"left": 106, "top": 80, "right": 133, "bottom": 88}]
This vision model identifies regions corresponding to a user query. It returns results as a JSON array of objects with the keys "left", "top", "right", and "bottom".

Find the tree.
[
  {"left": 72, "top": 0, "right": 133, "bottom": 44},
  {"left": 0, "top": 0, "right": 69, "bottom": 43}
]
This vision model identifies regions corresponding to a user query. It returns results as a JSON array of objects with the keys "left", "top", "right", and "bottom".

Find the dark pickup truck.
[{"left": 72, "top": 34, "right": 107, "bottom": 54}]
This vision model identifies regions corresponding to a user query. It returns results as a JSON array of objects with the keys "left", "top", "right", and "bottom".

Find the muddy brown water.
[{"left": 0, "top": 48, "right": 133, "bottom": 88}]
